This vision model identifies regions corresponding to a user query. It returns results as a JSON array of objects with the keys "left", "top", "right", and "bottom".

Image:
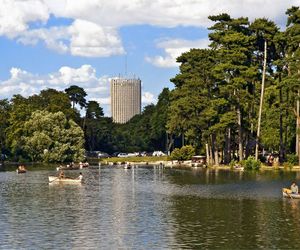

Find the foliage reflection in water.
[{"left": 0, "top": 166, "right": 299, "bottom": 249}]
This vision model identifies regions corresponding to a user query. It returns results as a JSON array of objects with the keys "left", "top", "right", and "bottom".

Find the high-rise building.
[{"left": 110, "top": 77, "right": 141, "bottom": 123}]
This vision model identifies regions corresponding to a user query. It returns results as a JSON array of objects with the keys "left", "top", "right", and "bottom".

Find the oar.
[{"left": 283, "top": 188, "right": 293, "bottom": 199}]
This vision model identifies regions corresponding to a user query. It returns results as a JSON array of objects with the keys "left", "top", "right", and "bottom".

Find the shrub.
[
  {"left": 229, "top": 160, "right": 238, "bottom": 169},
  {"left": 286, "top": 154, "right": 298, "bottom": 166},
  {"left": 283, "top": 162, "right": 293, "bottom": 170},
  {"left": 170, "top": 145, "right": 195, "bottom": 161},
  {"left": 241, "top": 156, "right": 261, "bottom": 170}
]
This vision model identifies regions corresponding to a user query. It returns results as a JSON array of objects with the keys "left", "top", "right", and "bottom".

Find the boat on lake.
[
  {"left": 233, "top": 166, "right": 244, "bottom": 171},
  {"left": 16, "top": 169, "right": 27, "bottom": 174},
  {"left": 56, "top": 162, "right": 89, "bottom": 171},
  {"left": 282, "top": 188, "right": 300, "bottom": 199},
  {"left": 48, "top": 176, "right": 82, "bottom": 184},
  {"left": 16, "top": 165, "right": 27, "bottom": 174},
  {"left": 124, "top": 164, "right": 131, "bottom": 169},
  {"left": 56, "top": 165, "right": 80, "bottom": 171}
]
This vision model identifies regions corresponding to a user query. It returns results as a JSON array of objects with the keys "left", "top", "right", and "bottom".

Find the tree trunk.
[
  {"left": 167, "top": 134, "right": 174, "bottom": 153},
  {"left": 209, "top": 135, "right": 214, "bottom": 165},
  {"left": 297, "top": 90, "right": 300, "bottom": 157},
  {"left": 255, "top": 40, "right": 267, "bottom": 161},
  {"left": 206, "top": 143, "right": 210, "bottom": 166},
  {"left": 279, "top": 84, "right": 284, "bottom": 163},
  {"left": 212, "top": 134, "right": 219, "bottom": 166},
  {"left": 237, "top": 104, "right": 243, "bottom": 161},
  {"left": 298, "top": 90, "right": 300, "bottom": 167},
  {"left": 224, "top": 128, "right": 231, "bottom": 164},
  {"left": 285, "top": 89, "right": 289, "bottom": 151}
]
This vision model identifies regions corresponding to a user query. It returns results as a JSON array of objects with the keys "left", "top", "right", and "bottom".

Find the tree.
[
  {"left": 22, "top": 110, "right": 85, "bottom": 162},
  {"left": 168, "top": 49, "right": 216, "bottom": 152},
  {"left": 0, "top": 99, "right": 10, "bottom": 157},
  {"left": 250, "top": 18, "right": 279, "bottom": 160},
  {"left": 284, "top": 6, "right": 300, "bottom": 165},
  {"left": 209, "top": 13, "right": 256, "bottom": 161},
  {"left": 150, "top": 88, "right": 170, "bottom": 151},
  {"left": 65, "top": 85, "right": 87, "bottom": 110},
  {"left": 86, "top": 101, "right": 104, "bottom": 119}
]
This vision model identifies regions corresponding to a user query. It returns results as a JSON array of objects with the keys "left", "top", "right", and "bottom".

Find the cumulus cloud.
[
  {"left": 44, "top": 0, "right": 298, "bottom": 28},
  {"left": 16, "top": 20, "right": 124, "bottom": 57},
  {"left": 69, "top": 19, "right": 124, "bottom": 57},
  {"left": 0, "top": 0, "right": 297, "bottom": 57},
  {"left": 0, "top": 0, "right": 49, "bottom": 38},
  {"left": 142, "top": 92, "right": 156, "bottom": 104},
  {"left": 146, "top": 38, "right": 210, "bottom": 68},
  {"left": 0, "top": 65, "right": 155, "bottom": 115},
  {"left": 0, "top": 65, "right": 110, "bottom": 106}
]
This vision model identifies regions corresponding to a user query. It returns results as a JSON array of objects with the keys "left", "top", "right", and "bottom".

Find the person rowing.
[
  {"left": 58, "top": 170, "right": 65, "bottom": 179},
  {"left": 77, "top": 172, "right": 83, "bottom": 181},
  {"left": 291, "top": 181, "right": 298, "bottom": 194}
]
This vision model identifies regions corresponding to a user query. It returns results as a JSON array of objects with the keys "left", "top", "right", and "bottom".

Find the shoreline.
[{"left": 99, "top": 159, "right": 300, "bottom": 171}]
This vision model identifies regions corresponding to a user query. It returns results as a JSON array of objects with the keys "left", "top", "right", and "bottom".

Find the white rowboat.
[
  {"left": 282, "top": 188, "right": 300, "bottom": 199},
  {"left": 48, "top": 176, "right": 82, "bottom": 184}
]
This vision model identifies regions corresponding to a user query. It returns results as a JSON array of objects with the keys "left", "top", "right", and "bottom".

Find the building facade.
[{"left": 110, "top": 77, "right": 141, "bottom": 123}]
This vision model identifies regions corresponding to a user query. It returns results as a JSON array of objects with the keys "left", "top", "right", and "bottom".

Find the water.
[{"left": 0, "top": 166, "right": 300, "bottom": 249}]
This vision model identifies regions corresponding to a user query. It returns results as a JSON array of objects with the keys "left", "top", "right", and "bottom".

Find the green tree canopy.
[
  {"left": 65, "top": 85, "right": 87, "bottom": 110},
  {"left": 22, "top": 110, "right": 85, "bottom": 162}
]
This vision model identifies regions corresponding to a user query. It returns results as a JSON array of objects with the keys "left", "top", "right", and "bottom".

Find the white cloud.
[
  {"left": 142, "top": 92, "right": 156, "bottom": 104},
  {"left": 146, "top": 38, "right": 210, "bottom": 68},
  {"left": 0, "top": 65, "right": 156, "bottom": 115},
  {"left": 0, "top": 65, "right": 110, "bottom": 105},
  {"left": 16, "top": 26, "right": 70, "bottom": 53},
  {"left": 0, "top": 0, "right": 297, "bottom": 57},
  {"left": 0, "top": 0, "right": 49, "bottom": 38},
  {"left": 16, "top": 20, "right": 124, "bottom": 57},
  {"left": 69, "top": 19, "right": 124, "bottom": 57},
  {"left": 44, "top": 0, "right": 297, "bottom": 28}
]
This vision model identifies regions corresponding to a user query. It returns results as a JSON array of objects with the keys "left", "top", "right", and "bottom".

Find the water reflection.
[{"left": 0, "top": 167, "right": 300, "bottom": 249}]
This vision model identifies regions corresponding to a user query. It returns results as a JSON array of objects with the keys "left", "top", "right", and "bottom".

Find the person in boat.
[
  {"left": 77, "top": 172, "right": 83, "bottom": 181},
  {"left": 18, "top": 165, "right": 26, "bottom": 171},
  {"left": 291, "top": 182, "right": 298, "bottom": 194},
  {"left": 58, "top": 170, "right": 65, "bottom": 179}
]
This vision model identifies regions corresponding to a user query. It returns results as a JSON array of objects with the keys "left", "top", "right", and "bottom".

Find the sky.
[{"left": 0, "top": 0, "right": 299, "bottom": 115}]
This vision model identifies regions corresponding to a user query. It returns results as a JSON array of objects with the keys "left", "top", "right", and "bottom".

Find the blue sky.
[{"left": 0, "top": 0, "right": 298, "bottom": 115}]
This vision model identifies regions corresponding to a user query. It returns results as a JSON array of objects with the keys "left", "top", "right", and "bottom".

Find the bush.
[
  {"left": 229, "top": 160, "right": 238, "bottom": 169},
  {"left": 170, "top": 145, "right": 195, "bottom": 161},
  {"left": 286, "top": 154, "right": 298, "bottom": 166},
  {"left": 283, "top": 162, "right": 293, "bottom": 170},
  {"left": 241, "top": 156, "right": 261, "bottom": 170}
]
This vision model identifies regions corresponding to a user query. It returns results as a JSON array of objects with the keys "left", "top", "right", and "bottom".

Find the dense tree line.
[
  {"left": 167, "top": 7, "right": 300, "bottom": 165},
  {"left": 0, "top": 85, "right": 170, "bottom": 162}
]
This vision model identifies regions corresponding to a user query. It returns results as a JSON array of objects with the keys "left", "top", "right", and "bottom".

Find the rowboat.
[
  {"left": 282, "top": 188, "right": 300, "bottom": 199},
  {"left": 16, "top": 169, "right": 27, "bottom": 174},
  {"left": 233, "top": 165, "right": 244, "bottom": 171},
  {"left": 124, "top": 164, "right": 131, "bottom": 169},
  {"left": 56, "top": 166, "right": 80, "bottom": 171},
  {"left": 48, "top": 176, "right": 82, "bottom": 184}
]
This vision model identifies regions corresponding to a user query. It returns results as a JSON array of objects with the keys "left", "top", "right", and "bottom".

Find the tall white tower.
[{"left": 110, "top": 77, "right": 141, "bottom": 123}]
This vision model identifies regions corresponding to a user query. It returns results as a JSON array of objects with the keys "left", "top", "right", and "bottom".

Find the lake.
[{"left": 0, "top": 166, "right": 299, "bottom": 249}]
